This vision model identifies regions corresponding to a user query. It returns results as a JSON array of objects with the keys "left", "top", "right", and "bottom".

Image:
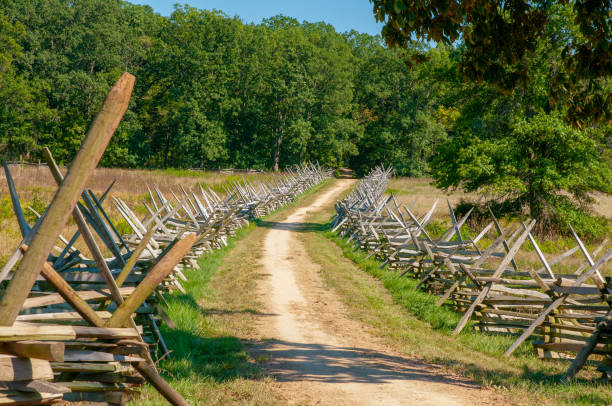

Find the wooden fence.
[
  {"left": 0, "top": 73, "right": 331, "bottom": 406},
  {"left": 332, "top": 166, "right": 612, "bottom": 382}
]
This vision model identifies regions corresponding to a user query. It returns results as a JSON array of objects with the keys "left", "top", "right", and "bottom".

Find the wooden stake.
[
  {"left": 504, "top": 246, "right": 612, "bottom": 356},
  {"left": 453, "top": 220, "right": 535, "bottom": 335},
  {"left": 42, "top": 148, "right": 125, "bottom": 308},
  {"left": 563, "top": 309, "right": 612, "bottom": 381},
  {"left": 106, "top": 233, "right": 196, "bottom": 328},
  {"left": 0, "top": 72, "right": 134, "bottom": 326}
]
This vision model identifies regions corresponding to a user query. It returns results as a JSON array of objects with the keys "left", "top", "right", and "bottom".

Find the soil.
[{"left": 253, "top": 179, "right": 504, "bottom": 405}]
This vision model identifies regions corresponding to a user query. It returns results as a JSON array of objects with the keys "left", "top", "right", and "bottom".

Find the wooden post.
[
  {"left": 19, "top": 245, "right": 107, "bottom": 327},
  {"left": 2, "top": 160, "right": 31, "bottom": 236},
  {"left": 563, "top": 309, "right": 612, "bottom": 381},
  {"left": 488, "top": 208, "right": 519, "bottom": 271},
  {"left": 0, "top": 72, "right": 135, "bottom": 326},
  {"left": 0, "top": 341, "right": 65, "bottom": 362},
  {"left": 42, "top": 147, "right": 125, "bottom": 308},
  {"left": 53, "top": 180, "right": 116, "bottom": 269},
  {"left": 116, "top": 222, "right": 158, "bottom": 287},
  {"left": 452, "top": 220, "right": 535, "bottom": 335},
  {"left": 504, "top": 247, "right": 612, "bottom": 356},
  {"left": 107, "top": 233, "right": 196, "bottom": 328},
  {"left": 19, "top": 247, "right": 190, "bottom": 405}
]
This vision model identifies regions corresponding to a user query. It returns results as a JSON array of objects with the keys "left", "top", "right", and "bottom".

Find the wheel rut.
[{"left": 253, "top": 179, "right": 502, "bottom": 405}]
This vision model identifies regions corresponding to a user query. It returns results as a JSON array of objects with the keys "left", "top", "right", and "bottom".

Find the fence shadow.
[
  {"left": 254, "top": 219, "right": 330, "bottom": 233},
  {"left": 252, "top": 338, "right": 482, "bottom": 387}
]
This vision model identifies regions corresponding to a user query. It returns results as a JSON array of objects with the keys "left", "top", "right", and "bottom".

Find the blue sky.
[{"left": 132, "top": 1, "right": 384, "bottom": 36}]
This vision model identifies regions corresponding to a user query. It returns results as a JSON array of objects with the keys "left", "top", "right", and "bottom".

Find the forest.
[
  {"left": 0, "top": 0, "right": 430, "bottom": 173},
  {"left": 0, "top": 0, "right": 611, "bottom": 236},
  {"left": 0, "top": 2, "right": 611, "bottom": 405}
]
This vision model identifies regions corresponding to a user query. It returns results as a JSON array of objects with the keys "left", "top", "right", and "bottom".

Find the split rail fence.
[
  {"left": 0, "top": 73, "right": 331, "bottom": 405},
  {"left": 332, "top": 166, "right": 612, "bottom": 382}
]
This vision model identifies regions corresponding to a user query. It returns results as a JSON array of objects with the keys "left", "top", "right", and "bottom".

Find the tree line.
[
  {"left": 0, "top": 0, "right": 443, "bottom": 174},
  {"left": 0, "top": 0, "right": 611, "bottom": 236}
]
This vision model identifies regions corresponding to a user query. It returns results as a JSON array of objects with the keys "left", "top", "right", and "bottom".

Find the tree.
[
  {"left": 370, "top": 0, "right": 611, "bottom": 126},
  {"left": 348, "top": 32, "right": 449, "bottom": 176},
  {"left": 371, "top": 1, "right": 612, "bottom": 236},
  {"left": 251, "top": 17, "right": 359, "bottom": 171},
  {"left": 431, "top": 112, "right": 612, "bottom": 235},
  {"left": 137, "top": 6, "right": 239, "bottom": 168},
  {"left": 0, "top": 0, "right": 461, "bottom": 174}
]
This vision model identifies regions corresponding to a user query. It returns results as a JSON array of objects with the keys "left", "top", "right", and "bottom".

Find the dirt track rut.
[{"left": 254, "top": 179, "right": 501, "bottom": 405}]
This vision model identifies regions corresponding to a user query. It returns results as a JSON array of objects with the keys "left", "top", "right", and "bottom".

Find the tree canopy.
[
  {"left": 0, "top": 0, "right": 451, "bottom": 176},
  {"left": 0, "top": 0, "right": 611, "bottom": 235},
  {"left": 371, "top": 0, "right": 612, "bottom": 127},
  {"left": 370, "top": 0, "right": 612, "bottom": 236}
]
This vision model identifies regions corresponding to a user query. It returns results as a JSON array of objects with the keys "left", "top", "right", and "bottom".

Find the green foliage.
[
  {"left": 114, "top": 219, "right": 133, "bottom": 237},
  {"left": 432, "top": 112, "right": 612, "bottom": 236},
  {"left": 411, "top": 4, "right": 612, "bottom": 237},
  {"left": 0, "top": 197, "right": 13, "bottom": 223},
  {"left": 0, "top": 0, "right": 450, "bottom": 177},
  {"left": 370, "top": 0, "right": 612, "bottom": 126},
  {"left": 346, "top": 35, "right": 451, "bottom": 176},
  {"left": 25, "top": 189, "right": 49, "bottom": 224},
  {"left": 1, "top": 0, "right": 611, "bottom": 236},
  {"left": 0, "top": 2, "right": 372, "bottom": 172}
]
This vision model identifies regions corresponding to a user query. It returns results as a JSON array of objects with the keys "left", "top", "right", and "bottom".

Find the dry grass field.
[
  {"left": 389, "top": 177, "right": 612, "bottom": 220},
  {"left": 0, "top": 165, "right": 277, "bottom": 266},
  {"left": 387, "top": 177, "right": 612, "bottom": 275},
  {"left": 388, "top": 177, "right": 478, "bottom": 217},
  {"left": 2, "top": 171, "right": 611, "bottom": 275}
]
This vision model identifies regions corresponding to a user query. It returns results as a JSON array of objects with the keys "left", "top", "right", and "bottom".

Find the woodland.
[{"left": 0, "top": 0, "right": 611, "bottom": 235}]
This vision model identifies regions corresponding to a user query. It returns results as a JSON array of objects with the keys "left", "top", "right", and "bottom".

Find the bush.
[{"left": 431, "top": 112, "right": 612, "bottom": 239}]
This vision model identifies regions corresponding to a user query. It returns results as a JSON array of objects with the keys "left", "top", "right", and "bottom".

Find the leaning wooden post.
[
  {"left": 116, "top": 222, "right": 158, "bottom": 287},
  {"left": 0, "top": 72, "right": 135, "bottom": 326},
  {"left": 20, "top": 242, "right": 192, "bottom": 406},
  {"left": 42, "top": 147, "right": 126, "bottom": 308},
  {"left": 2, "top": 160, "right": 31, "bottom": 236},
  {"left": 504, "top": 247, "right": 612, "bottom": 356},
  {"left": 53, "top": 180, "right": 116, "bottom": 269},
  {"left": 19, "top": 245, "right": 107, "bottom": 327},
  {"left": 563, "top": 309, "right": 612, "bottom": 381},
  {"left": 106, "top": 233, "right": 196, "bottom": 328}
]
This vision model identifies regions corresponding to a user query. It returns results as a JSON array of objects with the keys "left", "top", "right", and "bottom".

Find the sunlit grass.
[
  {"left": 296, "top": 194, "right": 611, "bottom": 406},
  {"left": 132, "top": 179, "right": 333, "bottom": 405}
]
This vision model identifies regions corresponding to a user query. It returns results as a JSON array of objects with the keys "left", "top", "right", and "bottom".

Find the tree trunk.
[{"left": 273, "top": 133, "right": 282, "bottom": 172}]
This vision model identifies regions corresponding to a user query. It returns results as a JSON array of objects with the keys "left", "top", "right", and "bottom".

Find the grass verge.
[
  {"left": 298, "top": 206, "right": 612, "bottom": 406},
  {"left": 131, "top": 179, "right": 333, "bottom": 405}
]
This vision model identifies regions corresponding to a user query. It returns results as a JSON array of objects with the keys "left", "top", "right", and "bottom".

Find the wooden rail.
[
  {"left": 333, "top": 166, "right": 612, "bottom": 382},
  {"left": 0, "top": 72, "right": 332, "bottom": 405}
]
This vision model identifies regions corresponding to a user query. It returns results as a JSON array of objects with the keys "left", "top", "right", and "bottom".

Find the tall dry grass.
[
  {"left": 388, "top": 177, "right": 479, "bottom": 218},
  {"left": 0, "top": 165, "right": 277, "bottom": 265},
  {"left": 387, "top": 177, "right": 612, "bottom": 274}
]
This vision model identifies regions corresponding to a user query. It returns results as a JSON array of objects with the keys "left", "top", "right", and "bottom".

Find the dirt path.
[{"left": 254, "top": 179, "right": 501, "bottom": 405}]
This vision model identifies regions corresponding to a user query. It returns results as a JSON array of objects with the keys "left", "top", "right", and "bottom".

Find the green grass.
[
  {"left": 295, "top": 203, "right": 611, "bottom": 406},
  {"left": 132, "top": 178, "right": 333, "bottom": 405},
  {"left": 134, "top": 224, "right": 273, "bottom": 406},
  {"left": 386, "top": 187, "right": 413, "bottom": 196}
]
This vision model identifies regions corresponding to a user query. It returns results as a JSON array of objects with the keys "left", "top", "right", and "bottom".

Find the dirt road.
[{"left": 254, "top": 179, "right": 501, "bottom": 405}]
